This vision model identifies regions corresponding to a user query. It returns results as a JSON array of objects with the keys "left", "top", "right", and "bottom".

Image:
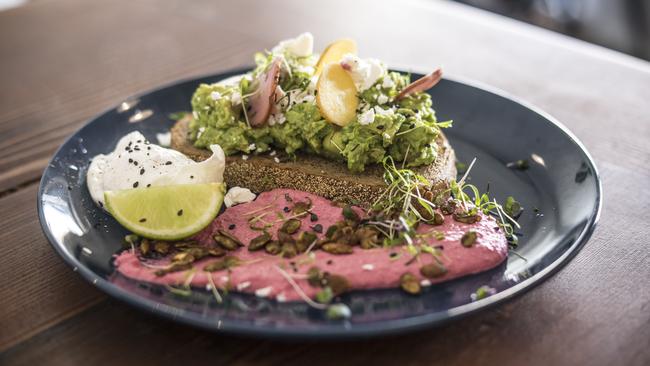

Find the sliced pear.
[
  {"left": 316, "top": 63, "right": 359, "bottom": 126},
  {"left": 315, "top": 39, "right": 357, "bottom": 76}
]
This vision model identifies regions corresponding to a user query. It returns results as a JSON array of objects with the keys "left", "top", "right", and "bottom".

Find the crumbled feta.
[
  {"left": 377, "top": 94, "right": 389, "bottom": 105},
  {"left": 374, "top": 106, "right": 395, "bottom": 117},
  {"left": 210, "top": 91, "right": 222, "bottom": 101},
  {"left": 362, "top": 264, "right": 375, "bottom": 271},
  {"left": 272, "top": 32, "right": 314, "bottom": 57},
  {"left": 192, "top": 111, "right": 199, "bottom": 119},
  {"left": 248, "top": 143, "right": 257, "bottom": 151},
  {"left": 340, "top": 54, "right": 386, "bottom": 91},
  {"left": 274, "top": 157, "right": 280, "bottom": 164},
  {"left": 224, "top": 186, "right": 256, "bottom": 207},
  {"left": 382, "top": 76, "right": 395, "bottom": 89},
  {"left": 275, "top": 113, "right": 286, "bottom": 125},
  {"left": 155, "top": 132, "right": 171, "bottom": 147},
  {"left": 236, "top": 281, "right": 251, "bottom": 291},
  {"left": 255, "top": 286, "right": 273, "bottom": 298},
  {"left": 230, "top": 91, "right": 242, "bottom": 105},
  {"left": 276, "top": 293, "right": 287, "bottom": 302},
  {"left": 358, "top": 108, "right": 375, "bottom": 125},
  {"left": 269, "top": 150, "right": 277, "bottom": 156},
  {"left": 268, "top": 115, "right": 276, "bottom": 126},
  {"left": 420, "top": 279, "right": 432, "bottom": 287},
  {"left": 242, "top": 154, "right": 249, "bottom": 160}
]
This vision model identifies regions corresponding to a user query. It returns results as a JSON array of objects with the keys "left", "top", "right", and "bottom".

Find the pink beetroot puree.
[{"left": 114, "top": 189, "right": 508, "bottom": 302}]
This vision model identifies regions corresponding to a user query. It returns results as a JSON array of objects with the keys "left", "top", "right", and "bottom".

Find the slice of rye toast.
[{"left": 171, "top": 115, "right": 456, "bottom": 206}]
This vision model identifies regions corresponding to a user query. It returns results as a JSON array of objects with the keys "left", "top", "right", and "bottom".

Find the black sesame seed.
[
  {"left": 228, "top": 224, "right": 236, "bottom": 230},
  {"left": 140, "top": 168, "right": 145, "bottom": 175},
  {"left": 146, "top": 184, "right": 151, "bottom": 188},
  {"left": 177, "top": 209, "right": 183, "bottom": 216},
  {"left": 147, "top": 146, "right": 151, "bottom": 150},
  {"left": 134, "top": 146, "right": 140, "bottom": 151},
  {"left": 133, "top": 182, "right": 139, "bottom": 188},
  {"left": 326, "top": 260, "right": 333, "bottom": 265},
  {"left": 139, "top": 218, "right": 146, "bottom": 223},
  {"left": 165, "top": 161, "right": 172, "bottom": 165},
  {"left": 283, "top": 206, "right": 290, "bottom": 213},
  {"left": 136, "top": 140, "right": 141, "bottom": 143},
  {"left": 190, "top": 175, "right": 194, "bottom": 179},
  {"left": 389, "top": 252, "right": 398, "bottom": 258},
  {"left": 128, "top": 158, "right": 133, "bottom": 163},
  {"left": 98, "top": 201, "right": 103, "bottom": 208}
]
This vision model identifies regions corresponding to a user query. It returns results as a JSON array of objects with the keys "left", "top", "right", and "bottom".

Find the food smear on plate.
[{"left": 114, "top": 188, "right": 508, "bottom": 302}]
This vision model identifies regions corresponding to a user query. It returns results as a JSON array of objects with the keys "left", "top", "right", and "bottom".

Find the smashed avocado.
[{"left": 187, "top": 41, "right": 451, "bottom": 172}]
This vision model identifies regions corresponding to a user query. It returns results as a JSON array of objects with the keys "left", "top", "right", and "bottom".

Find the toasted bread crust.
[{"left": 171, "top": 116, "right": 456, "bottom": 205}]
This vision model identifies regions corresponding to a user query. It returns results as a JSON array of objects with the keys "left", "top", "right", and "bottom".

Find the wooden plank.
[
  {"left": 0, "top": 185, "right": 105, "bottom": 351},
  {"left": 0, "top": 0, "right": 267, "bottom": 192}
]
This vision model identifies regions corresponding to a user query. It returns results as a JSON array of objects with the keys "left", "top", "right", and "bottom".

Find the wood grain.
[
  {"left": 0, "top": 185, "right": 104, "bottom": 350},
  {"left": 0, "top": 0, "right": 649, "bottom": 365}
]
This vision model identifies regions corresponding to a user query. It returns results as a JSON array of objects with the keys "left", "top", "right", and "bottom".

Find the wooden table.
[{"left": 1, "top": 0, "right": 648, "bottom": 364}]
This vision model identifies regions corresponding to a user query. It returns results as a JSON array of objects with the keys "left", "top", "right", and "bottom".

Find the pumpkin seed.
[
  {"left": 280, "top": 218, "right": 301, "bottom": 234},
  {"left": 277, "top": 230, "right": 295, "bottom": 245},
  {"left": 312, "top": 224, "right": 323, "bottom": 233},
  {"left": 172, "top": 252, "right": 195, "bottom": 263},
  {"left": 322, "top": 243, "right": 353, "bottom": 255},
  {"left": 153, "top": 241, "right": 170, "bottom": 255},
  {"left": 249, "top": 232, "right": 271, "bottom": 251},
  {"left": 184, "top": 247, "right": 210, "bottom": 261},
  {"left": 265, "top": 240, "right": 281, "bottom": 255},
  {"left": 281, "top": 242, "right": 298, "bottom": 258},
  {"left": 297, "top": 231, "right": 317, "bottom": 251},
  {"left": 203, "top": 255, "right": 239, "bottom": 272},
  {"left": 325, "top": 224, "right": 339, "bottom": 239},
  {"left": 433, "top": 212, "right": 445, "bottom": 225},
  {"left": 217, "top": 230, "right": 244, "bottom": 247},
  {"left": 342, "top": 205, "right": 360, "bottom": 222},
  {"left": 461, "top": 231, "right": 478, "bottom": 247},
  {"left": 214, "top": 234, "right": 240, "bottom": 251},
  {"left": 208, "top": 247, "right": 226, "bottom": 257},
  {"left": 400, "top": 272, "right": 421, "bottom": 294},
  {"left": 420, "top": 263, "right": 447, "bottom": 278},
  {"left": 293, "top": 199, "right": 312, "bottom": 216},
  {"left": 139, "top": 238, "right": 151, "bottom": 256},
  {"left": 154, "top": 262, "right": 192, "bottom": 276},
  {"left": 454, "top": 211, "right": 481, "bottom": 224},
  {"left": 310, "top": 213, "right": 319, "bottom": 222}
]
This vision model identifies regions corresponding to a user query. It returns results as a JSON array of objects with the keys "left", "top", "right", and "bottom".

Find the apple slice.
[
  {"left": 316, "top": 63, "right": 359, "bottom": 126},
  {"left": 315, "top": 39, "right": 357, "bottom": 77}
]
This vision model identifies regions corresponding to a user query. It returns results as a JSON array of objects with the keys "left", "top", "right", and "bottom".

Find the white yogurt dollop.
[{"left": 87, "top": 131, "right": 225, "bottom": 208}]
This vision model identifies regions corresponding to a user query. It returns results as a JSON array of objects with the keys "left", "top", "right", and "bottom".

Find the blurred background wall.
[
  {"left": 1, "top": 0, "right": 648, "bottom": 60},
  {"left": 454, "top": 0, "right": 650, "bottom": 60}
]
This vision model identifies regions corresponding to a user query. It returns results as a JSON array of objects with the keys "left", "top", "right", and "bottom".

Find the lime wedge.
[{"left": 105, "top": 183, "right": 225, "bottom": 240}]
